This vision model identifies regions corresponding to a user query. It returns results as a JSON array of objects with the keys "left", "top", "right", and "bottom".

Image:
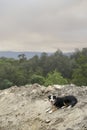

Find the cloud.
[{"left": 0, "top": 0, "right": 87, "bottom": 52}]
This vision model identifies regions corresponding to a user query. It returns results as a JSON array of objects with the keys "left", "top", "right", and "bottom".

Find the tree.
[
  {"left": 46, "top": 50, "right": 73, "bottom": 78},
  {"left": 18, "top": 54, "right": 27, "bottom": 62},
  {"left": 72, "top": 53, "right": 87, "bottom": 86}
]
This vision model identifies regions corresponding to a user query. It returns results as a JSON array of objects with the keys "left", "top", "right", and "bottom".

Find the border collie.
[{"left": 46, "top": 95, "right": 78, "bottom": 113}]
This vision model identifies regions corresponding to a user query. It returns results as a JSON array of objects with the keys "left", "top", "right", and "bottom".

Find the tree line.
[{"left": 0, "top": 48, "right": 87, "bottom": 89}]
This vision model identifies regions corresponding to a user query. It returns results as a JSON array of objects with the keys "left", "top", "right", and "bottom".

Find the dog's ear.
[
  {"left": 48, "top": 95, "right": 51, "bottom": 99},
  {"left": 53, "top": 96, "right": 56, "bottom": 99}
]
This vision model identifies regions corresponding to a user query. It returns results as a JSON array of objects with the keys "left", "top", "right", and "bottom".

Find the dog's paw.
[
  {"left": 49, "top": 110, "right": 53, "bottom": 114},
  {"left": 46, "top": 110, "right": 49, "bottom": 113},
  {"left": 67, "top": 105, "right": 72, "bottom": 109},
  {"left": 61, "top": 106, "right": 66, "bottom": 109},
  {"left": 46, "top": 108, "right": 51, "bottom": 113}
]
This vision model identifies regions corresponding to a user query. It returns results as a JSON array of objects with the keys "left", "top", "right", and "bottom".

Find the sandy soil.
[{"left": 0, "top": 84, "right": 87, "bottom": 130}]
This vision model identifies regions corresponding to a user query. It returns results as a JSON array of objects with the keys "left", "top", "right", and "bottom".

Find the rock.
[
  {"left": 45, "top": 85, "right": 55, "bottom": 93},
  {"left": 30, "top": 89, "right": 38, "bottom": 95},
  {"left": 0, "top": 84, "right": 87, "bottom": 130},
  {"left": 53, "top": 84, "right": 65, "bottom": 89},
  {"left": 45, "top": 119, "right": 51, "bottom": 123},
  {"left": 66, "top": 128, "right": 74, "bottom": 130}
]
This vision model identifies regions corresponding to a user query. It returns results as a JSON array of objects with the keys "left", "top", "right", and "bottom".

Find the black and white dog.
[{"left": 46, "top": 95, "right": 78, "bottom": 113}]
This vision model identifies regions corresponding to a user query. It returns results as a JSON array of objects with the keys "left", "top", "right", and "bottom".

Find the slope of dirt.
[{"left": 0, "top": 84, "right": 87, "bottom": 130}]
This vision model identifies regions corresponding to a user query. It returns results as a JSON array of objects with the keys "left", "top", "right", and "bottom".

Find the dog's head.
[{"left": 48, "top": 95, "right": 57, "bottom": 104}]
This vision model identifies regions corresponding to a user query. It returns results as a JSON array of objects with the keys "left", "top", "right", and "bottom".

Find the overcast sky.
[{"left": 0, "top": 0, "right": 87, "bottom": 52}]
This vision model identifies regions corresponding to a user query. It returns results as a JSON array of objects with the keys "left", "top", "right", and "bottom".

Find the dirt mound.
[{"left": 0, "top": 84, "right": 87, "bottom": 130}]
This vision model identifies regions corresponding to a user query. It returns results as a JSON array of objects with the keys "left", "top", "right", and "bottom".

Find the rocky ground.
[{"left": 0, "top": 84, "right": 87, "bottom": 130}]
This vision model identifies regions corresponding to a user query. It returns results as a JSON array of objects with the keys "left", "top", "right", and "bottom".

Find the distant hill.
[
  {"left": 0, "top": 51, "right": 52, "bottom": 59},
  {"left": 0, "top": 51, "right": 73, "bottom": 59}
]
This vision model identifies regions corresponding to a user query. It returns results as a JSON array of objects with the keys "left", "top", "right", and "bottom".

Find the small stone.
[
  {"left": 38, "top": 113, "right": 41, "bottom": 116},
  {"left": 45, "top": 119, "right": 51, "bottom": 123},
  {"left": 66, "top": 128, "right": 73, "bottom": 130}
]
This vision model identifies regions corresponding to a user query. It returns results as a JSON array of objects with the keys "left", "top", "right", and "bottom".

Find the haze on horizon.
[{"left": 0, "top": 0, "right": 87, "bottom": 52}]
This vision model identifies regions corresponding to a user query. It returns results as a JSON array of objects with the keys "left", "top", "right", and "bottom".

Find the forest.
[{"left": 0, "top": 48, "right": 87, "bottom": 89}]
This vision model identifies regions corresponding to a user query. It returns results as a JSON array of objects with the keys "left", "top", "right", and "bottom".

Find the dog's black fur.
[{"left": 48, "top": 95, "right": 78, "bottom": 108}]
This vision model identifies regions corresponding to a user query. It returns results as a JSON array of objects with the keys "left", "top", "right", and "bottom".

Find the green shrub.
[
  {"left": 44, "top": 70, "right": 68, "bottom": 86},
  {"left": 31, "top": 74, "right": 45, "bottom": 85},
  {"left": 0, "top": 79, "right": 13, "bottom": 90}
]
